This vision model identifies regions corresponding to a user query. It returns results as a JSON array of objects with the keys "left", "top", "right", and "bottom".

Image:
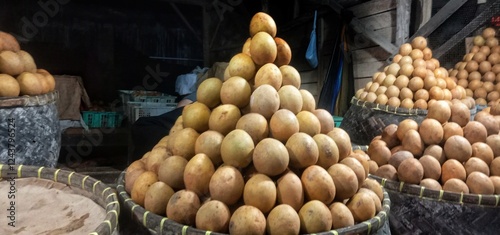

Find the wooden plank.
[
  {"left": 353, "top": 60, "right": 386, "bottom": 78},
  {"left": 396, "top": 0, "right": 411, "bottom": 47},
  {"left": 348, "top": 0, "right": 396, "bottom": 18},
  {"left": 311, "top": 0, "right": 398, "bottom": 53},
  {"left": 351, "top": 17, "right": 398, "bottom": 54},
  {"left": 354, "top": 77, "right": 372, "bottom": 92},
  {"left": 349, "top": 27, "right": 396, "bottom": 50},
  {"left": 414, "top": 0, "right": 433, "bottom": 31},
  {"left": 301, "top": 83, "right": 319, "bottom": 96},
  {"left": 300, "top": 70, "right": 319, "bottom": 84},
  {"left": 352, "top": 46, "right": 391, "bottom": 63},
  {"left": 358, "top": 10, "right": 396, "bottom": 31}
]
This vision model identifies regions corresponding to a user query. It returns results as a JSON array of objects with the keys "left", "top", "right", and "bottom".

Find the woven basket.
[
  {"left": 369, "top": 174, "right": 500, "bottom": 235},
  {"left": 0, "top": 91, "right": 61, "bottom": 167},
  {"left": 340, "top": 97, "right": 477, "bottom": 146},
  {"left": 116, "top": 170, "right": 392, "bottom": 235},
  {"left": 0, "top": 164, "right": 119, "bottom": 235}
]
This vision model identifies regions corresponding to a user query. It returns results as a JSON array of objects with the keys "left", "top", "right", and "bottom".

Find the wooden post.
[{"left": 396, "top": 0, "right": 411, "bottom": 47}]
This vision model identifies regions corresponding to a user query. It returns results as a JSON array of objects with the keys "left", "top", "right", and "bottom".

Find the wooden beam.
[
  {"left": 157, "top": 0, "right": 211, "bottom": 7},
  {"left": 347, "top": 0, "right": 396, "bottom": 18},
  {"left": 170, "top": 2, "right": 202, "bottom": 42},
  {"left": 433, "top": 0, "right": 500, "bottom": 59},
  {"left": 395, "top": 0, "right": 411, "bottom": 47},
  {"left": 202, "top": 7, "right": 210, "bottom": 66},
  {"left": 410, "top": 0, "right": 468, "bottom": 40}
]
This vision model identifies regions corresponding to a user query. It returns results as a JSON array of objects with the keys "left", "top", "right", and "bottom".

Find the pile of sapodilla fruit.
[
  {"left": 448, "top": 27, "right": 500, "bottom": 106},
  {"left": 355, "top": 36, "right": 476, "bottom": 111},
  {"left": 0, "top": 31, "right": 56, "bottom": 97},
  {"left": 124, "top": 12, "right": 385, "bottom": 235},
  {"left": 368, "top": 97, "right": 500, "bottom": 195}
]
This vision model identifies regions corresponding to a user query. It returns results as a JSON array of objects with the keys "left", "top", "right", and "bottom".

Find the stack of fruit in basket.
[
  {"left": 367, "top": 97, "right": 500, "bottom": 194},
  {"left": 448, "top": 27, "right": 500, "bottom": 107},
  {"left": 0, "top": 31, "right": 56, "bottom": 97},
  {"left": 124, "top": 12, "right": 386, "bottom": 234},
  {"left": 355, "top": 36, "right": 475, "bottom": 110}
]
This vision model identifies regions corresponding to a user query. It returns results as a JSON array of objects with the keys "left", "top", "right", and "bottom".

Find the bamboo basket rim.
[
  {"left": 0, "top": 164, "right": 119, "bottom": 235},
  {"left": 0, "top": 91, "right": 59, "bottom": 108},
  {"left": 117, "top": 170, "right": 391, "bottom": 235},
  {"left": 350, "top": 96, "right": 428, "bottom": 116},
  {"left": 369, "top": 174, "right": 500, "bottom": 207}
]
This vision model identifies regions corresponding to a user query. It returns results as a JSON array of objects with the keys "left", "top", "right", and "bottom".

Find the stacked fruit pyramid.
[
  {"left": 355, "top": 36, "right": 475, "bottom": 111},
  {"left": 123, "top": 12, "right": 387, "bottom": 234},
  {"left": 0, "top": 32, "right": 56, "bottom": 97},
  {"left": 448, "top": 27, "right": 500, "bottom": 106}
]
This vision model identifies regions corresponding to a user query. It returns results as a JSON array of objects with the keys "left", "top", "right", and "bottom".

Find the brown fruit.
[
  {"left": 274, "top": 37, "right": 292, "bottom": 67},
  {"left": 220, "top": 76, "right": 252, "bottom": 108},
  {"left": 270, "top": 109, "right": 300, "bottom": 143},
  {"left": 463, "top": 121, "right": 488, "bottom": 144},
  {"left": 287, "top": 132, "right": 319, "bottom": 169},
  {"left": 167, "top": 190, "right": 201, "bottom": 226},
  {"left": 327, "top": 163, "right": 358, "bottom": 201},
  {"left": 253, "top": 138, "right": 289, "bottom": 176},
  {"left": 254, "top": 63, "right": 282, "bottom": 90},
  {"left": 249, "top": 12, "right": 277, "bottom": 37},
  {"left": 250, "top": 32, "right": 277, "bottom": 65},
  {"left": 243, "top": 173, "right": 277, "bottom": 213},
  {"left": 374, "top": 164, "right": 398, "bottom": 181},
  {"left": 444, "top": 135, "right": 472, "bottom": 163},
  {"left": 441, "top": 159, "right": 467, "bottom": 184},
  {"left": 229, "top": 205, "right": 266, "bottom": 235},
  {"left": 16, "top": 72, "right": 42, "bottom": 96},
  {"left": 0, "top": 74, "right": 20, "bottom": 97},
  {"left": 197, "top": 78, "right": 223, "bottom": 108},
  {"left": 466, "top": 171, "right": 494, "bottom": 194},
  {"left": 0, "top": 31, "right": 20, "bottom": 51},
  {"left": 398, "top": 158, "right": 424, "bottom": 184},
  {"left": 280, "top": 65, "right": 301, "bottom": 88},
  {"left": 236, "top": 113, "right": 269, "bottom": 144},
  {"left": 220, "top": 129, "right": 255, "bottom": 168},
  {"left": 250, "top": 84, "right": 280, "bottom": 119},
  {"left": 313, "top": 134, "right": 340, "bottom": 169},
  {"left": 209, "top": 165, "right": 244, "bottom": 206}
]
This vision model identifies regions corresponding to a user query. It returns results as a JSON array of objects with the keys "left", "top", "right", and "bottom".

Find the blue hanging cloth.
[{"left": 305, "top": 10, "right": 318, "bottom": 68}]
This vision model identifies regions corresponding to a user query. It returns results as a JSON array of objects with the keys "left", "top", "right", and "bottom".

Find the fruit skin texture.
[
  {"left": 249, "top": 12, "right": 277, "bottom": 37},
  {"left": 250, "top": 32, "right": 277, "bottom": 65},
  {"left": 0, "top": 74, "right": 20, "bottom": 97},
  {"left": 16, "top": 72, "right": 42, "bottom": 96}
]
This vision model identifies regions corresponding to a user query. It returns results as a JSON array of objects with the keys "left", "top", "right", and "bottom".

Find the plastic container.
[
  {"left": 82, "top": 111, "right": 124, "bottom": 128},
  {"left": 118, "top": 90, "right": 176, "bottom": 105},
  {"left": 126, "top": 102, "right": 177, "bottom": 123},
  {"left": 333, "top": 116, "right": 343, "bottom": 127}
]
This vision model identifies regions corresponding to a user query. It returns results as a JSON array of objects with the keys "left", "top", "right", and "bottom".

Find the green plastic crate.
[
  {"left": 333, "top": 116, "right": 343, "bottom": 127},
  {"left": 82, "top": 111, "right": 124, "bottom": 128}
]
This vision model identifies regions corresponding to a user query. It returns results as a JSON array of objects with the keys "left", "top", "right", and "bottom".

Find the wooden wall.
[{"left": 347, "top": 0, "right": 396, "bottom": 93}]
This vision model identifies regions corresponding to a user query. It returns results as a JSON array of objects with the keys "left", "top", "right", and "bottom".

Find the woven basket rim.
[
  {"left": 117, "top": 170, "right": 391, "bottom": 235},
  {"left": 369, "top": 174, "right": 500, "bottom": 207},
  {"left": 0, "top": 164, "right": 119, "bottom": 235},
  {"left": 0, "top": 91, "right": 59, "bottom": 108},
  {"left": 350, "top": 96, "right": 428, "bottom": 116}
]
